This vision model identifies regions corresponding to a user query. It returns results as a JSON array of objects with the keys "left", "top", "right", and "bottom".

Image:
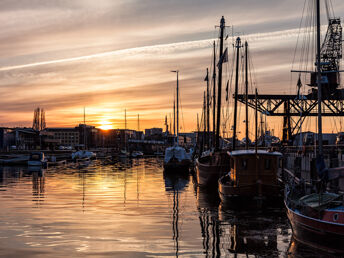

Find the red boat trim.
[{"left": 285, "top": 201, "right": 344, "bottom": 227}]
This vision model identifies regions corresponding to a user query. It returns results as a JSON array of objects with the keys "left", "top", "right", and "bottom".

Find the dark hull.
[
  {"left": 195, "top": 153, "right": 230, "bottom": 186},
  {"left": 163, "top": 159, "right": 190, "bottom": 173},
  {"left": 286, "top": 202, "right": 344, "bottom": 254},
  {"left": 219, "top": 183, "right": 282, "bottom": 208}
]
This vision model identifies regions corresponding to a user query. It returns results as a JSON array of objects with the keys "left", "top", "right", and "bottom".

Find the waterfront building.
[{"left": 43, "top": 128, "right": 80, "bottom": 147}]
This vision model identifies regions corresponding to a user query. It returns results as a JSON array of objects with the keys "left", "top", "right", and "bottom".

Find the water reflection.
[
  {"left": 0, "top": 158, "right": 293, "bottom": 257},
  {"left": 287, "top": 237, "right": 337, "bottom": 258},
  {"left": 31, "top": 169, "right": 45, "bottom": 205},
  {"left": 195, "top": 185, "right": 221, "bottom": 257},
  {"left": 163, "top": 170, "right": 189, "bottom": 257}
]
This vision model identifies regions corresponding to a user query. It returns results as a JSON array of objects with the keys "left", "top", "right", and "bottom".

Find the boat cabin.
[{"left": 228, "top": 150, "right": 282, "bottom": 188}]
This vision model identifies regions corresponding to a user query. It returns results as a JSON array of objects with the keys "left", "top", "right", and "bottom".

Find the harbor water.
[{"left": 0, "top": 158, "right": 327, "bottom": 257}]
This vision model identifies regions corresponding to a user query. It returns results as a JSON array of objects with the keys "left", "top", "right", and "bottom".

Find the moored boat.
[
  {"left": 284, "top": 0, "right": 344, "bottom": 253},
  {"left": 28, "top": 152, "right": 48, "bottom": 167},
  {"left": 196, "top": 151, "right": 230, "bottom": 186},
  {"left": 164, "top": 145, "right": 191, "bottom": 172},
  {"left": 285, "top": 180, "right": 344, "bottom": 254},
  {"left": 131, "top": 151, "right": 144, "bottom": 158},
  {"left": 218, "top": 150, "right": 283, "bottom": 206}
]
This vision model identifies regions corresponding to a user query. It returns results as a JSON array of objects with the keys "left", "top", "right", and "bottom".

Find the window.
[
  {"left": 265, "top": 159, "right": 271, "bottom": 170},
  {"left": 241, "top": 159, "right": 248, "bottom": 170}
]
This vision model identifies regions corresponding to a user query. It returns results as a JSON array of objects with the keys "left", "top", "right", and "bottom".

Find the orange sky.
[{"left": 0, "top": 0, "right": 343, "bottom": 139}]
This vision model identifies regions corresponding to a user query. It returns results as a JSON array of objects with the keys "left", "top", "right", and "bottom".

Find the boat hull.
[
  {"left": 163, "top": 159, "right": 190, "bottom": 173},
  {"left": 196, "top": 153, "right": 230, "bottom": 186},
  {"left": 219, "top": 180, "right": 282, "bottom": 207},
  {"left": 286, "top": 202, "right": 344, "bottom": 254}
]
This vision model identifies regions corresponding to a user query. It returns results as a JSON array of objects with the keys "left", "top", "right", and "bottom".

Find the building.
[
  {"left": 0, "top": 128, "right": 15, "bottom": 150},
  {"left": 76, "top": 124, "right": 101, "bottom": 148},
  {"left": 43, "top": 128, "right": 80, "bottom": 147},
  {"left": 145, "top": 128, "right": 163, "bottom": 137}
]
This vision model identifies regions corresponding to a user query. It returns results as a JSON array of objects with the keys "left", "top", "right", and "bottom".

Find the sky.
[{"left": 0, "top": 0, "right": 344, "bottom": 137}]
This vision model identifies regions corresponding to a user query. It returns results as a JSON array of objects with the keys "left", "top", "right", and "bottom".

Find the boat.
[
  {"left": 28, "top": 152, "right": 48, "bottom": 167},
  {"left": 195, "top": 17, "right": 230, "bottom": 187},
  {"left": 119, "top": 109, "right": 130, "bottom": 159},
  {"left": 285, "top": 167, "right": 344, "bottom": 254},
  {"left": 218, "top": 150, "right": 283, "bottom": 206},
  {"left": 196, "top": 151, "right": 230, "bottom": 186},
  {"left": 131, "top": 151, "right": 144, "bottom": 158},
  {"left": 163, "top": 70, "right": 191, "bottom": 172},
  {"left": 164, "top": 145, "right": 191, "bottom": 172},
  {"left": 285, "top": 0, "right": 344, "bottom": 253},
  {"left": 72, "top": 150, "right": 96, "bottom": 160}
]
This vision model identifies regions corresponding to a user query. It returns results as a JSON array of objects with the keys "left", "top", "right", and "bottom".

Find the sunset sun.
[{"left": 98, "top": 121, "right": 114, "bottom": 130}]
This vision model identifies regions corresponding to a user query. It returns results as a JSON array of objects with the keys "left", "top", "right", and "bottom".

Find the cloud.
[{"left": 0, "top": 0, "right": 343, "bottom": 133}]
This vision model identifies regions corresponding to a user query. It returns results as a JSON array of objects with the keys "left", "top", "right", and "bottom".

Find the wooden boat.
[
  {"left": 218, "top": 150, "right": 283, "bottom": 205},
  {"left": 285, "top": 181, "right": 344, "bottom": 254},
  {"left": 196, "top": 151, "right": 230, "bottom": 186},
  {"left": 283, "top": 0, "right": 344, "bottom": 253},
  {"left": 195, "top": 17, "right": 230, "bottom": 187}
]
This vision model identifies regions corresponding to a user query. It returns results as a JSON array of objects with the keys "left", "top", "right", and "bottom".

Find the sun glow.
[{"left": 98, "top": 121, "right": 114, "bottom": 130}]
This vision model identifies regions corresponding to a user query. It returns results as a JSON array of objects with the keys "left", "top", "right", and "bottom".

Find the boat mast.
[
  {"left": 173, "top": 99, "right": 176, "bottom": 139},
  {"left": 177, "top": 71, "right": 179, "bottom": 145},
  {"left": 124, "top": 109, "right": 127, "bottom": 152},
  {"left": 255, "top": 89, "right": 258, "bottom": 154},
  {"left": 245, "top": 41, "right": 249, "bottom": 150},
  {"left": 215, "top": 17, "right": 225, "bottom": 150},
  {"left": 83, "top": 107, "right": 86, "bottom": 150},
  {"left": 171, "top": 70, "right": 179, "bottom": 146},
  {"left": 137, "top": 114, "right": 140, "bottom": 131},
  {"left": 206, "top": 68, "right": 210, "bottom": 149},
  {"left": 203, "top": 91, "right": 206, "bottom": 151},
  {"left": 212, "top": 41, "right": 216, "bottom": 149},
  {"left": 316, "top": 0, "right": 323, "bottom": 157},
  {"left": 232, "top": 37, "right": 241, "bottom": 150}
]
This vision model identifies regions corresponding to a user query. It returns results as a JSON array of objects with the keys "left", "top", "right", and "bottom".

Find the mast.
[
  {"left": 232, "top": 37, "right": 241, "bottom": 150},
  {"left": 177, "top": 71, "right": 179, "bottom": 145},
  {"left": 124, "top": 109, "right": 127, "bottom": 152},
  {"left": 197, "top": 113, "right": 200, "bottom": 150},
  {"left": 173, "top": 100, "right": 176, "bottom": 138},
  {"left": 171, "top": 70, "right": 179, "bottom": 146},
  {"left": 215, "top": 16, "right": 225, "bottom": 150},
  {"left": 169, "top": 113, "right": 172, "bottom": 136},
  {"left": 203, "top": 91, "right": 206, "bottom": 151},
  {"left": 255, "top": 89, "right": 258, "bottom": 154},
  {"left": 137, "top": 114, "right": 140, "bottom": 131},
  {"left": 206, "top": 68, "right": 210, "bottom": 149},
  {"left": 316, "top": 0, "right": 323, "bottom": 156},
  {"left": 83, "top": 107, "right": 87, "bottom": 150},
  {"left": 245, "top": 41, "right": 249, "bottom": 150},
  {"left": 212, "top": 41, "right": 217, "bottom": 148}
]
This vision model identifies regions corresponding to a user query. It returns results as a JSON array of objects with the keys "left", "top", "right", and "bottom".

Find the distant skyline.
[{"left": 1, "top": 0, "right": 344, "bottom": 137}]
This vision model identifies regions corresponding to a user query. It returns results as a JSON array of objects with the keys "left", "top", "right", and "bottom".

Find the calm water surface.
[{"left": 0, "top": 158, "right": 327, "bottom": 257}]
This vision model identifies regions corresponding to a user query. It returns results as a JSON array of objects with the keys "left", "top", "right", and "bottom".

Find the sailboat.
[
  {"left": 119, "top": 109, "right": 130, "bottom": 158},
  {"left": 131, "top": 114, "right": 144, "bottom": 158},
  {"left": 284, "top": 0, "right": 344, "bottom": 254},
  {"left": 218, "top": 40, "right": 283, "bottom": 206},
  {"left": 195, "top": 17, "right": 231, "bottom": 187},
  {"left": 164, "top": 71, "right": 192, "bottom": 172}
]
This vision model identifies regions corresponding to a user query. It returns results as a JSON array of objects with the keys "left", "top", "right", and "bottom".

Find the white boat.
[
  {"left": 163, "top": 70, "right": 192, "bottom": 172},
  {"left": 164, "top": 145, "right": 192, "bottom": 172},
  {"left": 28, "top": 152, "right": 48, "bottom": 167},
  {"left": 131, "top": 151, "right": 144, "bottom": 158},
  {"left": 72, "top": 150, "right": 96, "bottom": 160}
]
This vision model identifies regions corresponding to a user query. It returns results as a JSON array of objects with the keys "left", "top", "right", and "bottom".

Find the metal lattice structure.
[{"left": 237, "top": 18, "right": 343, "bottom": 143}]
